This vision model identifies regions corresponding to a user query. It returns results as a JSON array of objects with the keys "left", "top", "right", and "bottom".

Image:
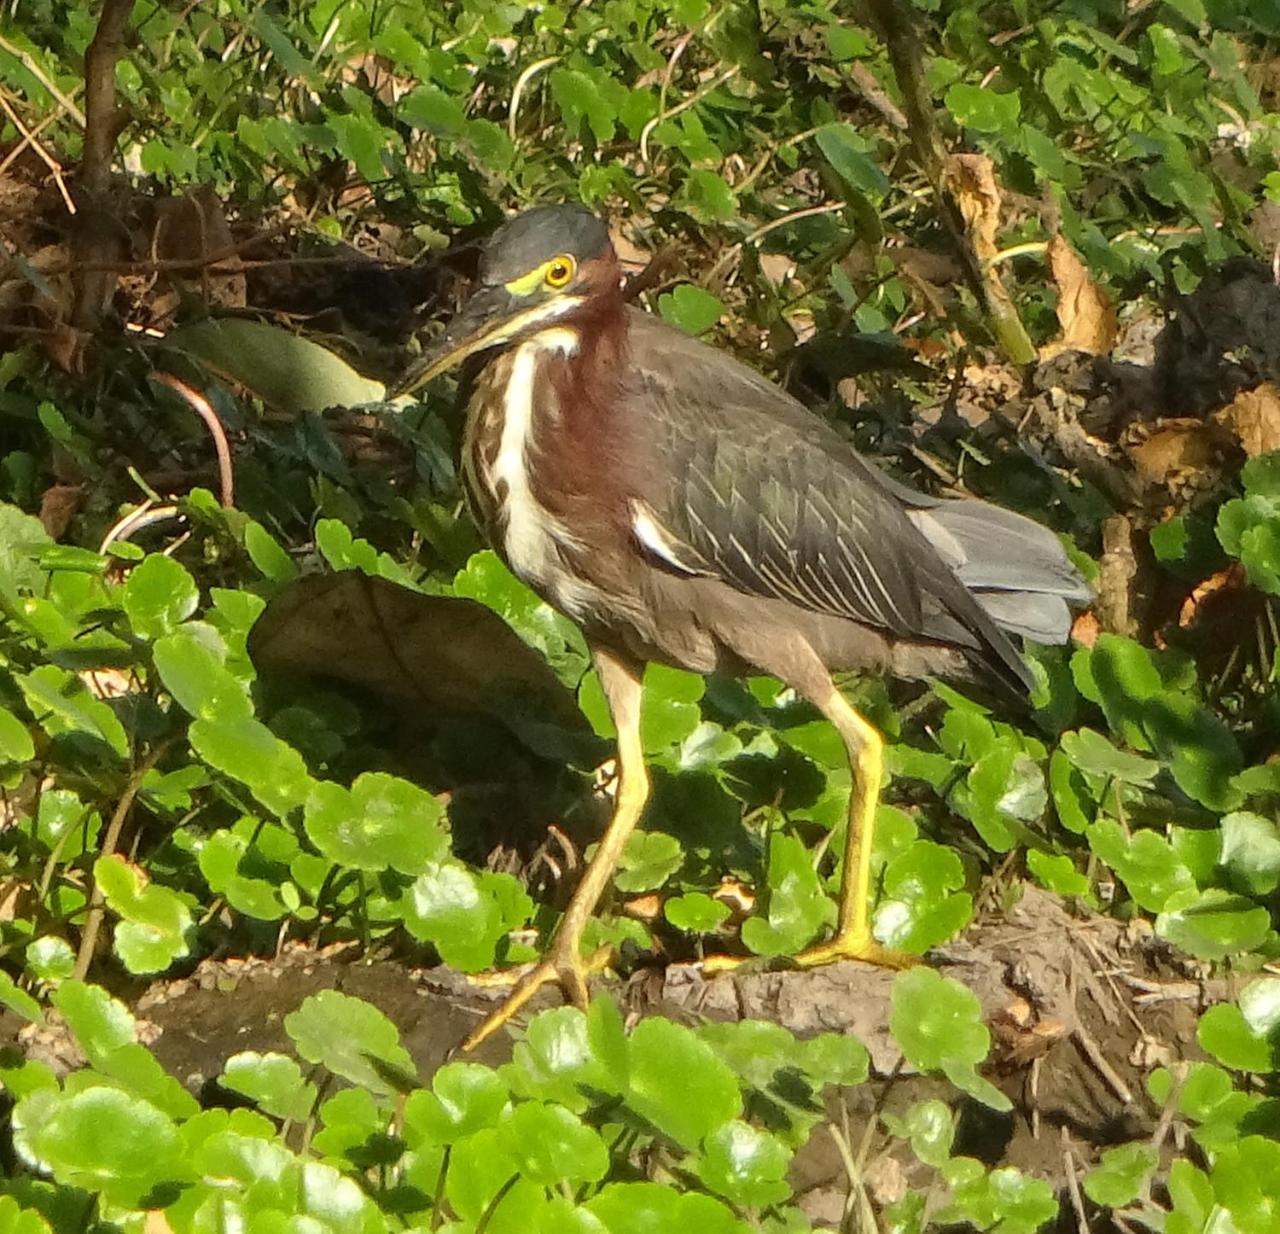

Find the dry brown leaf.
[
  {"left": 1212, "top": 382, "right": 1280, "bottom": 457},
  {"left": 1125, "top": 421, "right": 1216, "bottom": 487},
  {"left": 623, "top": 894, "right": 663, "bottom": 922},
  {"left": 1071, "top": 610, "right": 1100, "bottom": 648},
  {"left": 943, "top": 153, "right": 1003, "bottom": 259},
  {"left": 38, "top": 483, "right": 82, "bottom": 539},
  {"left": 248, "top": 572, "right": 589, "bottom": 745},
  {"left": 1042, "top": 232, "right": 1116, "bottom": 357},
  {"left": 758, "top": 252, "right": 797, "bottom": 285},
  {"left": 942, "top": 154, "right": 1029, "bottom": 355}
]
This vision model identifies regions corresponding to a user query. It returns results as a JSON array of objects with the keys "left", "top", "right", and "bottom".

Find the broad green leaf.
[
  {"left": 1084, "top": 1143, "right": 1158, "bottom": 1206},
  {"left": 508, "top": 1000, "right": 628, "bottom": 1112},
  {"left": 1218, "top": 812, "right": 1280, "bottom": 895},
  {"left": 153, "top": 625, "right": 252, "bottom": 721},
  {"left": 121, "top": 554, "right": 199, "bottom": 640},
  {"left": 221, "top": 1052, "right": 317, "bottom": 1121},
  {"left": 945, "top": 82, "right": 1021, "bottom": 132},
  {"left": 13, "top": 1087, "right": 184, "bottom": 1208},
  {"left": 815, "top": 124, "right": 889, "bottom": 196},
  {"left": 657, "top": 284, "right": 724, "bottom": 335},
  {"left": 0, "top": 972, "right": 41, "bottom": 1023},
  {"left": 0, "top": 706, "right": 34, "bottom": 763},
  {"left": 586, "top": 1183, "right": 747, "bottom": 1234},
  {"left": 665, "top": 892, "right": 730, "bottom": 933},
  {"left": 404, "top": 1063, "right": 508, "bottom": 1145},
  {"left": 627, "top": 1017, "right": 741, "bottom": 1150},
  {"left": 24, "top": 936, "right": 75, "bottom": 983},
  {"left": 51, "top": 981, "right": 136, "bottom": 1064},
  {"left": 284, "top": 989, "right": 416, "bottom": 1096},
  {"left": 741, "top": 832, "right": 832, "bottom": 956},
  {"left": 1059, "top": 727, "right": 1158, "bottom": 784},
  {"left": 190, "top": 714, "right": 313, "bottom": 817},
  {"left": 890, "top": 969, "right": 1010, "bottom": 1112},
  {"left": 696, "top": 1120, "right": 792, "bottom": 1207},
  {"left": 93, "top": 855, "right": 194, "bottom": 974},
  {"left": 1156, "top": 888, "right": 1272, "bottom": 961},
  {"left": 883, "top": 1100, "right": 954, "bottom": 1167},
  {"left": 503, "top": 1101, "right": 609, "bottom": 1185},
  {"left": 1197, "top": 979, "right": 1280, "bottom": 1071},
  {"left": 16, "top": 665, "right": 128, "bottom": 759},
  {"left": 398, "top": 861, "right": 532, "bottom": 972},
  {"left": 874, "top": 841, "right": 972, "bottom": 954},
  {"left": 165, "top": 319, "right": 386, "bottom": 413},
  {"left": 615, "top": 830, "right": 683, "bottom": 892},
  {"left": 304, "top": 772, "right": 446, "bottom": 875}
]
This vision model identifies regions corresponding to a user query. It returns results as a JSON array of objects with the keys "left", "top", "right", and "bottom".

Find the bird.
[{"left": 392, "top": 203, "right": 1091, "bottom": 1051}]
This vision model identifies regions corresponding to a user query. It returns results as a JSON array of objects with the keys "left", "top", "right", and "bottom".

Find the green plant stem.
[{"left": 72, "top": 739, "right": 173, "bottom": 981}]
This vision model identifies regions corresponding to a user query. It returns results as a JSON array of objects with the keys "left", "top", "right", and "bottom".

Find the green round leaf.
[
  {"left": 221, "top": 1051, "right": 317, "bottom": 1121},
  {"left": 304, "top": 772, "right": 446, "bottom": 875},
  {"left": 1083, "top": 1142, "right": 1158, "bottom": 1206},
  {"left": 122, "top": 554, "right": 199, "bottom": 639},
  {"left": 1155, "top": 888, "right": 1272, "bottom": 961},
  {"left": 627, "top": 1017, "right": 742, "bottom": 1150},
  {"left": 665, "top": 892, "right": 731, "bottom": 933},
  {"left": 404, "top": 1063, "right": 509, "bottom": 1144},
  {"left": 284, "top": 990, "right": 416, "bottom": 1096},
  {"left": 15, "top": 1087, "right": 183, "bottom": 1207},
  {"left": 0, "top": 706, "right": 34, "bottom": 764},
  {"left": 696, "top": 1120, "right": 791, "bottom": 1207},
  {"left": 503, "top": 1101, "right": 609, "bottom": 1185}
]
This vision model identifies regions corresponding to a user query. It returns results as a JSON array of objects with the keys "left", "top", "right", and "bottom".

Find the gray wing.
[{"left": 621, "top": 311, "right": 1039, "bottom": 692}]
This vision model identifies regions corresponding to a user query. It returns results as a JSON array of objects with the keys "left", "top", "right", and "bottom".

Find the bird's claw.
[
  {"left": 460, "top": 941, "right": 612, "bottom": 1052},
  {"left": 700, "top": 929, "right": 918, "bottom": 976}
]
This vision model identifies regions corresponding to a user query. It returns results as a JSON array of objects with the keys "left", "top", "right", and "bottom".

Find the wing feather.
[{"left": 622, "top": 309, "right": 1045, "bottom": 695}]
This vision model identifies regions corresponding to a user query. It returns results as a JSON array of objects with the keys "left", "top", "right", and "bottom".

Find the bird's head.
[{"left": 393, "top": 204, "right": 619, "bottom": 396}]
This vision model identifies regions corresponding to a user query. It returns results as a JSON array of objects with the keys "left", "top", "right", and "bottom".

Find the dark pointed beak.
[{"left": 390, "top": 284, "right": 521, "bottom": 398}]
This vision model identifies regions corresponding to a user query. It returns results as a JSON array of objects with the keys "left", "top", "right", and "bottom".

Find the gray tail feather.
[{"left": 902, "top": 494, "right": 1093, "bottom": 645}]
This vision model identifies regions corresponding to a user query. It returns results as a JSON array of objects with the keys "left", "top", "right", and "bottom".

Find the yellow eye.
[{"left": 544, "top": 255, "right": 575, "bottom": 288}]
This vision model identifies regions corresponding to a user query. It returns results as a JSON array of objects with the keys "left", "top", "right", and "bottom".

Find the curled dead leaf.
[
  {"left": 248, "top": 572, "right": 592, "bottom": 759},
  {"left": 1042, "top": 233, "right": 1116, "bottom": 358},
  {"left": 1211, "top": 381, "right": 1280, "bottom": 457},
  {"left": 38, "top": 484, "right": 83, "bottom": 539}
]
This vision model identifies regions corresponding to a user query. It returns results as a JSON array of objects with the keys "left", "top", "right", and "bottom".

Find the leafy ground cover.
[{"left": 2, "top": 0, "right": 1280, "bottom": 1229}]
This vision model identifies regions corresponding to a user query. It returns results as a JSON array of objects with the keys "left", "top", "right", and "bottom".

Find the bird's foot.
[
  {"left": 700, "top": 928, "right": 917, "bottom": 976},
  {"left": 460, "top": 939, "right": 613, "bottom": 1052},
  {"left": 790, "top": 929, "right": 918, "bottom": 970}
]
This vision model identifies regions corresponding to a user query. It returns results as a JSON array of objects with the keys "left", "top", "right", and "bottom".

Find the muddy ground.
[{"left": 9, "top": 885, "right": 1220, "bottom": 1229}]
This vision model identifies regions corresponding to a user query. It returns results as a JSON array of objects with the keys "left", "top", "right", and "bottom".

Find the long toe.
[
  {"left": 460, "top": 943, "right": 611, "bottom": 1052},
  {"left": 792, "top": 931, "right": 919, "bottom": 970}
]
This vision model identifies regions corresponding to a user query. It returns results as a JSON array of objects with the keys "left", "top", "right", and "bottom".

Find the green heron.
[{"left": 394, "top": 204, "right": 1089, "bottom": 1051}]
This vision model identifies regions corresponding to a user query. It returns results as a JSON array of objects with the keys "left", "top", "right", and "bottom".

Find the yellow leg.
[
  {"left": 461, "top": 647, "right": 648, "bottom": 1052},
  {"left": 704, "top": 680, "right": 914, "bottom": 975}
]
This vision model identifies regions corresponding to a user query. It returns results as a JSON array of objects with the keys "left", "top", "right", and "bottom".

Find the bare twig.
[
  {"left": 1072, "top": 1022, "right": 1133, "bottom": 1105},
  {"left": 99, "top": 501, "right": 183, "bottom": 552},
  {"left": 639, "top": 66, "right": 739, "bottom": 165},
  {"left": 0, "top": 91, "right": 76, "bottom": 213},
  {"left": 0, "top": 34, "right": 87, "bottom": 126},
  {"left": 73, "top": 740, "right": 174, "bottom": 981},
  {"left": 152, "top": 373, "right": 236, "bottom": 507},
  {"left": 849, "top": 61, "right": 908, "bottom": 131},
  {"left": 1061, "top": 1128, "right": 1091, "bottom": 1234}
]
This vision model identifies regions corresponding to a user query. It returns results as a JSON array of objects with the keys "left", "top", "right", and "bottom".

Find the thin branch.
[
  {"left": 0, "top": 91, "right": 76, "bottom": 213},
  {"left": 0, "top": 34, "right": 87, "bottom": 127},
  {"left": 152, "top": 373, "right": 236, "bottom": 508}
]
